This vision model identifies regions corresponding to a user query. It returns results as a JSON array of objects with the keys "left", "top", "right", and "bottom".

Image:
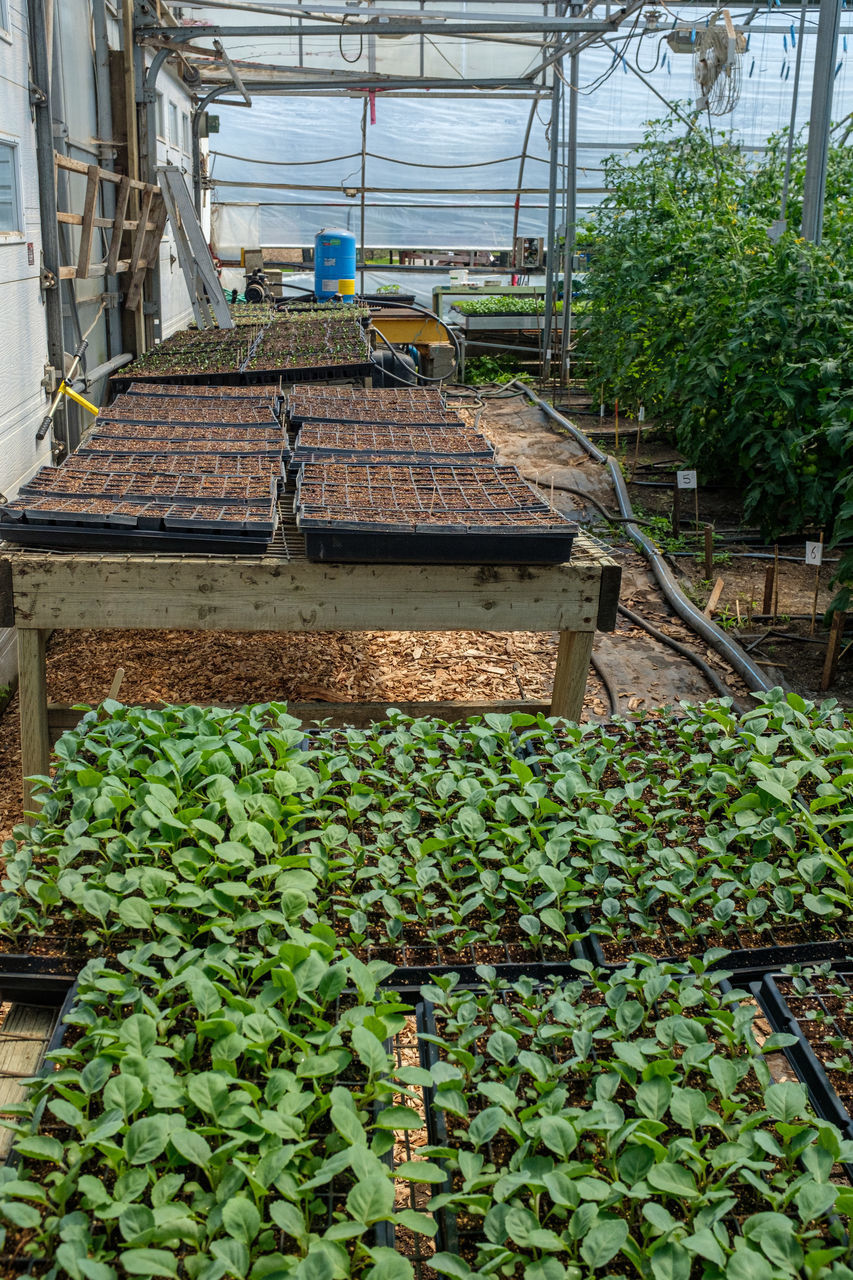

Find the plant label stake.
[
  {"left": 763, "top": 563, "right": 775, "bottom": 617},
  {"left": 807, "top": 534, "right": 824, "bottom": 634},
  {"left": 773, "top": 543, "right": 780, "bottom": 624},
  {"left": 704, "top": 523, "right": 714, "bottom": 579},
  {"left": 676, "top": 469, "right": 698, "bottom": 534}
]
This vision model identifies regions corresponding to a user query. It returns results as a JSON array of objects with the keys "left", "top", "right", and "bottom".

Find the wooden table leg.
[
  {"left": 551, "top": 629, "right": 594, "bottom": 720},
  {"left": 17, "top": 628, "right": 50, "bottom": 817}
]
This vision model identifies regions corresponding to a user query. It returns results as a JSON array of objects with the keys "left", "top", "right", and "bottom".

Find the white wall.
[
  {"left": 153, "top": 61, "right": 206, "bottom": 337},
  {"left": 0, "top": 0, "right": 52, "bottom": 689}
]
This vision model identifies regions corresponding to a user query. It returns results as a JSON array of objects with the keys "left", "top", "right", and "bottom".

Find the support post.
[
  {"left": 540, "top": 70, "right": 561, "bottom": 381},
  {"left": 17, "top": 629, "right": 50, "bottom": 818},
  {"left": 801, "top": 0, "right": 843, "bottom": 243},
  {"left": 27, "top": 0, "right": 67, "bottom": 454},
  {"left": 560, "top": 3, "right": 579, "bottom": 385},
  {"left": 551, "top": 629, "right": 594, "bottom": 720},
  {"left": 92, "top": 0, "right": 123, "bottom": 359},
  {"left": 122, "top": 0, "right": 146, "bottom": 354}
]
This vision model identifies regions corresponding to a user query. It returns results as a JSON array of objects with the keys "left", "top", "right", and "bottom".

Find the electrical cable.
[{"left": 338, "top": 18, "right": 363, "bottom": 63}]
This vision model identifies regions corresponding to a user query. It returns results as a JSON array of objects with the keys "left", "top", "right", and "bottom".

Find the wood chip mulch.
[{"left": 0, "top": 626, "right": 592, "bottom": 842}]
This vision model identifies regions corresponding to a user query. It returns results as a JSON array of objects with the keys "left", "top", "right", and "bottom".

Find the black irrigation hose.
[
  {"left": 512, "top": 382, "right": 775, "bottom": 696},
  {"left": 522, "top": 477, "right": 658, "bottom": 528},
  {"left": 590, "top": 652, "right": 620, "bottom": 716},
  {"left": 617, "top": 604, "right": 732, "bottom": 701}
]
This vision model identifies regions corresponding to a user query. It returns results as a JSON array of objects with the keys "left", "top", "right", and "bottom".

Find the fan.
[{"left": 693, "top": 11, "right": 746, "bottom": 115}]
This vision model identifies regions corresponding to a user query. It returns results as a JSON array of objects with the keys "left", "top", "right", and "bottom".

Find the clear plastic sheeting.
[
  {"left": 211, "top": 202, "right": 262, "bottom": 258},
  {"left": 200, "top": 5, "right": 852, "bottom": 247}
]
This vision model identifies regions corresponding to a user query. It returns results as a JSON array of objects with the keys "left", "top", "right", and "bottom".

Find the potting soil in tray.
[
  {"left": 68, "top": 452, "right": 284, "bottom": 477},
  {"left": 295, "top": 463, "right": 576, "bottom": 563},
  {"left": 103, "top": 394, "right": 279, "bottom": 425},
  {"left": 123, "top": 381, "right": 281, "bottom": 400},
  {"left": 292, "top": 422, "right": 494, "bottom": 461},
  {"left": 21, "top": 466, "right": 274, "bottom": 504},
  {"left": 0, "top": 494, "right": 278, "bottom": 552}
]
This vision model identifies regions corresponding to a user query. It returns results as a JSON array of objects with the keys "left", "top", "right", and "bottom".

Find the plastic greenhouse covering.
[{"left": 203, "top": 3, "right": 853, "bottom": 250}]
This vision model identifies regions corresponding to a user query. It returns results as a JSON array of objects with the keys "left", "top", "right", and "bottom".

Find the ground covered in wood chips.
[{"left": 0, "top": 625, "right": 577, "bottom": 840}]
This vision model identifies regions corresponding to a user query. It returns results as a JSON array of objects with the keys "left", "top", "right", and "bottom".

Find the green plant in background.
[
  {"left": 579, "top": 114, "right": 853, "bottom": 608},
  {"left": 463, "top": 353, "right": 532, "bottom": 385}
]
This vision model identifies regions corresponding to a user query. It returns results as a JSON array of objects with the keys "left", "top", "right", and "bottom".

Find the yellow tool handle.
[{"left": 58, "top": 381, "right": 98, "bottom": 415}]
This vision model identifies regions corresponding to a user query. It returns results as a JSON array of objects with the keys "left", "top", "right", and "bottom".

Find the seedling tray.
[
  {"left": 0, "top": 520, "right": 274, "bottom": 554},
  {"left": 250, "top": 359, "right": 375, "bottom": 385},
  {"left": 289, "top": 449, "right": 492, "bottom": 472},
  {"left": 753, "top": 965, "right": 853, "bottom": 1144},
  {"left": 21, "top": 468, "right": 275, "bottom": 505},
  {"left": 123, "top": 381, "right": 281, "bottom": 399},
  {"left": 289, "top": 411, "right": 464, "bottom": 429},
  {"left": 293, "top": 423, "right": 493, "bottom": 459},
  {"left": 71, "top": 451, "right": 287, "bottom": 476},
  {"left": 580, "top": 921, "right": 853, "bottom": 981},
  {"left": 299, "top": 524, "right": 575, "bottom": 564}
]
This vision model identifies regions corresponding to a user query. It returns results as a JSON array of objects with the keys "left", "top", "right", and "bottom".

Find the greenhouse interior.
[{"left": 0, "top": 0, "right": 853, "bottom": 1276}]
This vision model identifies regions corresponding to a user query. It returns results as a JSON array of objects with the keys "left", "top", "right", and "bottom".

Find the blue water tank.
[{"left": 314, "top": 228, "right": 357, "bottom": 302}]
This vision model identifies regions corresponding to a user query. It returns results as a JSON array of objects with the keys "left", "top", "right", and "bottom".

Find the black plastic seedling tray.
[
  {"left": 98, "top": 414, "right": 280, "bottom": 430},
  {"left": 289, "top": 412, "right": 464, "bottom": 429},
  {"left": 251, "top": 359, "right": 375, "bottom": 385},
  {"left": 289, "top": 450, "right": 493, "bottom": 473},
  {"left": 0, "top": 521, "right": 274, "bottom": 554},
  {"left": 82, "top": 440, "right": 285, "bottom": 458},
  {"left": 753, "top": 965, "right": 853, "bottom": 1147},
  {"left": 298, "top": 518, "right": 577, "bottom": 564},
  {"left": 580, "top": 917, "right": 853, "bottom": 981}
]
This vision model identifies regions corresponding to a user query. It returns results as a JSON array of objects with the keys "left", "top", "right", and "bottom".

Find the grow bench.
[{"left": 0, "top": 528, "right": 620, "bottom": 810}]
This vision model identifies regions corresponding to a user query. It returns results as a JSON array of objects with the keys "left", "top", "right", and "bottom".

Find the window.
[
  {"left": 181, "top": 111, "right": 190, "bottom": 154},
  {"left": 169, "top": 102, "right": 179, "bottom": 146},
  {"left": 0, "top": 141, "right": 21, "bottom": 234},
  {"left": 156, "top": 92, "right": 165, "bottom": 139},
  {"left": 0, "top": 0, "right": 8, "bottom": 33}
]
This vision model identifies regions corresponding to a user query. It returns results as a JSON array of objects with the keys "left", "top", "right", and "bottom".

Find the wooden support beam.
[
  {"left": 550, "top": 629, "right": 595, "bottom": 720},
  {"left": 107, "top": 175, "right": 132, "bottom": 275},
  {"left": 9, "top": 555, "right": 603, "bottom": 633},
  {"left": 76, "top": 165, "right": 101, "bottom": 279},
  {"left": 126, "top": 194, "right": 166, "bottom": 312},
  {"left": 17, "top": 629, "right": 49, "bottom": 818}
]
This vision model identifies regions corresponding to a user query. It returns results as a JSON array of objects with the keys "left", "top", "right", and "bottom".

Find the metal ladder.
[{"left": 158, "top": 164, "right": 234, "bottom": 330}]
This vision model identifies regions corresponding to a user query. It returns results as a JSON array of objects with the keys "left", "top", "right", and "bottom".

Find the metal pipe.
[
  {"left": 801, "top": 0, "right": 843, "bottom": 242},
  {"left": 140, "top": 19, "right": 623, "bottom": 38},
  {"left": 92, "top": 0, "right": 123, "bottom": 362},
  {"left": 541, "top": 71, "right": 561, "bottom": 380},
  {"left": 512, "top": 382, "right": 775, "bottom": 693},
  {"left": 73, "top": 353, "right": 135, "bottom": 389},
  {"left": 560, "top": 5, "right": 579, "bottom": 385},
  {"left": 27, "top": 0, "right": 67, "bottom": 455}
]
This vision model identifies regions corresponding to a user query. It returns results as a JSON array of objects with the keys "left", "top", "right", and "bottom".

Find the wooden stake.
[
  {"left": 614, "top": 399, "right": 619, "bottom": 451},
  {"left": 772, "top": 544, "right": 780, "bottom": 623},
  {"left": 694, "top": 486, "right": 700, "bottom": 535},
  {"left": 810, "top": 531, "right": 824, "bottom": 635},
  {"left": 549, "top": 475, "right": 554, "bottom": 508},
  {"left": 704, "top": 523, "right": 713, "bottom": 579},
  {"left": 821, "top": 611, "right": 846, "bottom": 691},
  {"left": 762, "top": 563, "right": 775, "bottom": 617},
  {"left": 631, "top": 413, "right": 642, "bottom": 480},
  {"left": 735, "top": 597, "right": 742, "bottom": 627},
  {"left": 599, "top": 390, "right": 604, "bottom": 418},
  {"left": 107, "top": 667, "right": 125, "bottom": 702},
  {"left": 703, "top": 578, "right": 725, "bottom": 619},
  {"left": 672, "top": 480, "right": 681, "bottom": 537}
]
